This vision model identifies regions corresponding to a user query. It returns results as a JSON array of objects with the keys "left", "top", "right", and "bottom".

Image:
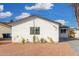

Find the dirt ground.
[{"left": 0, "top": 40, "right": 76, "bottom": 56}]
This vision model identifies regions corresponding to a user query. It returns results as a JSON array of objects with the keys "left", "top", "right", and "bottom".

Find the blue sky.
[{"left": 0, "top": 3, "right": 77, "bottom": 28}]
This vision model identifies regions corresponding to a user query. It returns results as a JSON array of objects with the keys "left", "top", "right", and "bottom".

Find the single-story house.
[
  {"left": 10, "top": 16, "right": 70, "bottom": 43},
  {"left": 0, "top": 22, "right": 11, "bottom": 39}
]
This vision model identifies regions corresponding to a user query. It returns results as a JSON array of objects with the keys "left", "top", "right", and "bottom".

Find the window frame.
[
  {"left": 60, "top": 28, "right": 66, "bottom": 34},
  {"left": 30, "top": 27, "right": 40, "bottom": 35},
  {"left": 2, "top": 33, "right": 11, "bottom": 38}
]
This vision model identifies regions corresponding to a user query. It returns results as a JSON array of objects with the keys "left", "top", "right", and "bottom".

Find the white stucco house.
[
  {"left": 10, "top": 16, "right": 70, "bottom": 43},
  {"left": 0, "top": 22, "right": 11, "bottom": 39},
  {"left": 75, "top": 29, "right": 79, "bottom": 39}
]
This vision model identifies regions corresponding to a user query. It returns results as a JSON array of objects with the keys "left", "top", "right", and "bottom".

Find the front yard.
[{"left": 0, "top": 40, "right": 75, "bottom": 56}]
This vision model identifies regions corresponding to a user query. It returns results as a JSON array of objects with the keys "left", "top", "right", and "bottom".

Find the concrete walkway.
[{"left": 68, "top": 40, "right": 79, "bottom": 56}]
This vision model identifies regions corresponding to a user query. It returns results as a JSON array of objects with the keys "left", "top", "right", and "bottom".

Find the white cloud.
[
  {"left": 0, "top": 5, "right": 12, "bottom": 18},
  {"left": 15, "top": 12, "right": 30, "bottom": 20},
  {"left": 0, "top": 11, "right": 12, "bottom": 18},
  {"left": 25, "top": 3, "right": 54, "bottom": 10},
  {"left": 0, "top": 5, "right": 4, "bottom": 12},
  {"left": 55, "top": 20, "right": 66, "bottom": 25},
  {"left": 70, "top": 26, "right": 74, "bottom": 29}
]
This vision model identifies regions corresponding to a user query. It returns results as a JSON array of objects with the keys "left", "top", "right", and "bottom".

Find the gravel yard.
[
  {"left": 0, "top": 40, "right": 75, "bottom": 56},
  {"left": 68, "top": 40, "right": 79, "bottom": 56}
]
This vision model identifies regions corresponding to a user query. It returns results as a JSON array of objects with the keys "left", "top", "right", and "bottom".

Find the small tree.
[{"left": 69, "top": 28, "right": 75, "bottom": 38}]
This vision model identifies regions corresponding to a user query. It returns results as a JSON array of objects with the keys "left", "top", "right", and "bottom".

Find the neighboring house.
[
  {"left": 59, "top": 26, "right": 69, "bottom": 39},
  {"left": 0, "top": 22, "right": 11, "bottom": 39},
  {"left": 10, "top": 16, "right": 70, "bottom": 43}
]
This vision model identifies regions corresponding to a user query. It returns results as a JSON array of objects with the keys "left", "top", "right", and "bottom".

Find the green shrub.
[
  {"left": 40, "top": 38, "right": 47, "bottom": 43},
  {"left": 33, "top": 36, "right": 40, "bottom": 43},
  {"left": 22, "top": 38, "right": 25, "bottom": 44},
  {"left": 33, "top": 36, "right": 36, "bottom": 43}
]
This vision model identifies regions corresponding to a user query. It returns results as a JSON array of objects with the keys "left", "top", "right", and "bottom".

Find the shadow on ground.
[
  {"left": 0, "top": 38, "right": 11, "bottom": 45},
  {"left": 59, "top": 38, "right": 79, "bottom": 42},
  {"left": 0, "top": 42, "right": 11, "bottom": 45}
]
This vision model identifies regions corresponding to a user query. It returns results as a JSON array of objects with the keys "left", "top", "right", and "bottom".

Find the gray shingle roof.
[{"left": 10, "top": 15, "right": 62, "bottom": 26}]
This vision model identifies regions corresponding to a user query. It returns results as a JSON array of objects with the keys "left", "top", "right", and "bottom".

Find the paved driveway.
[{"left": 68, "top": 40, "right": 79, "bottom": 56}]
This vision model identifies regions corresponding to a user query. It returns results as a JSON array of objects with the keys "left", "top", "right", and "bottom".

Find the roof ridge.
[
  {"left": 0, "top": 22, "right": 11, "bottom": 27},
  {"left": 11, "top": 15, "right": 62, "bottom": 25}
]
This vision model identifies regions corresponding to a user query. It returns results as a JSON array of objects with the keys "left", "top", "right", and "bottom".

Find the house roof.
[
  {"left": 0, "top": 22, "right": 11, "bottom": 28},
  {"left": 10, "top": 15, "right": 62, "bottom": 26},
  {"left": 60, "top": 25, "right": 69, "bottom": 28},
  {"left": 0, "top": 15, "right": 69, "bottom": 28}
]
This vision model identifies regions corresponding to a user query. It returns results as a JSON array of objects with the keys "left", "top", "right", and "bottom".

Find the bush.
[
  {"left": 40, "top": 38, "right": 47, "bottom": 43},
  {"left": 33, "top": 36, "right": 36, "bottom": 43},
  {"left": 22, "top": 38, "right": 25, "bottom": 44},
  {"left": 33, "top": 36, "right": 40, "bottom": 43}
]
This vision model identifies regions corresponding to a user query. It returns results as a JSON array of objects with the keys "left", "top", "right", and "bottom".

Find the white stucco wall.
[
  {"left": 0, "top": 24, "right": 11, "bottom": 38},
  {"left": 75, "top": 30, "right": 79, "bottom": 39},
  {"left": 12, "top": 17, "right": 59, "bottom": 43}
]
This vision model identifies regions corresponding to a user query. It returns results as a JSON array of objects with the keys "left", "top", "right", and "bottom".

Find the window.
[
  {"left": 30, "top": 27, "right": 40, "bottom": 35},
  {"left": 60, "top": 29, "right": 66, "bottom": 33},
  {"left": 3, "top": 33, "right": 11, "bottom": 38}
]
